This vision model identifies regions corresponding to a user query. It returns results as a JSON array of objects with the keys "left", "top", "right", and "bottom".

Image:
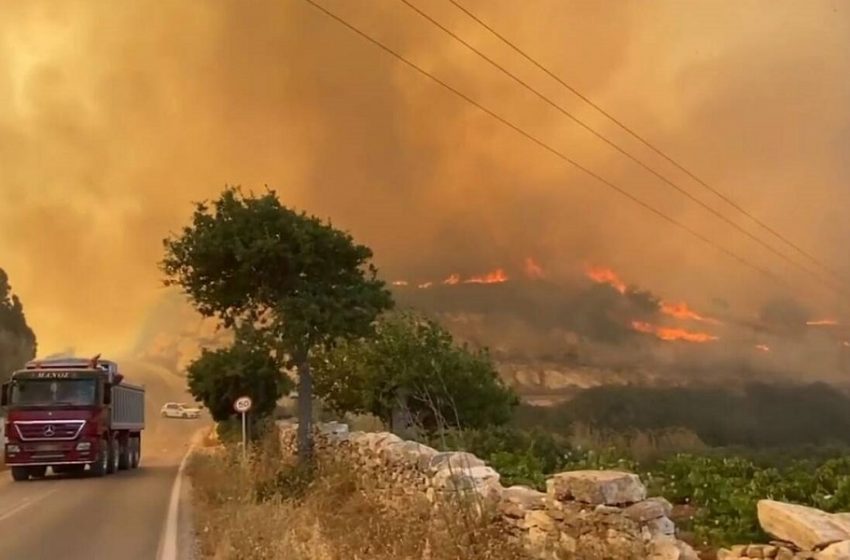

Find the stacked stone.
[
  {"left": 718, "top": 501, "right": 850, "bottom": 560},
  {"left": 277, "top": 422, "right": 699, "bottom": 560},
  {"left": 510, "top": 471, "right": 697, "bottom": 560}
]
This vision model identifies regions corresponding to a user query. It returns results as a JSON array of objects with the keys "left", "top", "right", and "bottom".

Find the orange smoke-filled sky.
[{"left": 1, "top": 1, "right": 849, "bottom": 356}]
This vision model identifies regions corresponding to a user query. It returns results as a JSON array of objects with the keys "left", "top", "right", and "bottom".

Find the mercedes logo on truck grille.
[{"left": 43, "top": 425, "right": 56, "bottom": 437}]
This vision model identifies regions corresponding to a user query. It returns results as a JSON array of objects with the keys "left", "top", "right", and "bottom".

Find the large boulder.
[
  {"left": 817, "top": 540, "right": 850, "bottom": 559},
  {"left": 432, "top": 465, "right": 501, "bottom": 491},
  {"left": 426, "top": 451, "right": 486, "bottom": 474},
  {"left": 548, "top": 470, "right": 647, "bottom": 505},
  {"left": 757, "top": 500, "right": 850, "bottom": 551}
]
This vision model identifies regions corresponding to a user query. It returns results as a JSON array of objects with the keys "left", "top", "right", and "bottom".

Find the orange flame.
[
  {"left": 585, "top": 265, "right": 626, "bottom": 294},
  {"left": 524, "top": 257, "right": 545, "bottom": 279},
  {"left": 442, "top": 273, "right": 461, "bottom": 285},
  {"left": 755, "top": 344, "right": 770, "bottom": 352},
  {"left": 463, "top": 268, "right": 508, "bottom": 284},
  {"left": 392, "top": 280, "right": 409, "bottom": 287},
  {"left": 631, "top": 321, "right": 718, "bottom": 343},
  {"left": 806, "top": 319, "right": 840, "bottom": 326},
  {"left": 661, "top": 301, "right": 720, "bottom": 324},
  {"left": 418, "top": 281, "right": 433, "bottom": 289}
]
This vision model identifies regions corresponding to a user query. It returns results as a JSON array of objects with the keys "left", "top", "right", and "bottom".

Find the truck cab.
[{"left": 1, "top": 356, "right": 145, "bottom": 481}]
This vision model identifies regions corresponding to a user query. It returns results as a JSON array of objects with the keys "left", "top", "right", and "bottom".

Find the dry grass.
[{"left": 188, "top": 430, "right": 528, "bottom": 560}]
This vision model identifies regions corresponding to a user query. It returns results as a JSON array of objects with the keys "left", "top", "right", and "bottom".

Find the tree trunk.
[{"left": 296, "top": 357, "right": 314, "bottom": 462}]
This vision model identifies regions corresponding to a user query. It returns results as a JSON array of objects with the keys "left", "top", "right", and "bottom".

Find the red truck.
[{"left": 1, "top": 355, "right": 145, "bottom": 481}]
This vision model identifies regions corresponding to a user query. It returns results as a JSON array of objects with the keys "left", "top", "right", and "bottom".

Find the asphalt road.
[{"left": 0, "top": 415, "right": 203, "bottom": 560}]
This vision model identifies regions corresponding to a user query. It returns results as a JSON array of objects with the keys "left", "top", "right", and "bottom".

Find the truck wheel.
[
  {"left": 107, "top": 438, "right": 119, "bottom": 474},
  {"left": 11, "top": 467, "right": 29, "bottom": 482},
  {"left": 28, "top": 466, "right": 47, "bottom": 479},
  {"left": 133, "top": 436, "right": 142, "bottom": 468},
  {"left": 118, "top": 438, "right": 131, "bottom": 471},
  {"left": 129, "top": 437, "right": 139, "bottom": 468},
  {"left": 90, "top": 438, "right": 109, "bottom": 477}
]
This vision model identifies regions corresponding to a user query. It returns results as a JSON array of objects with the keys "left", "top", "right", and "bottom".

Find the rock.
[
  {"left": 432, "top": 465, "right": 500, "bottom": 491},
  {"left": 317, "top": 421, "right": 349, "bottom": 436},
  {"left": 762, "top": 545, "right": 778, "bottom": 557},
  {"left": 715, "top": 550, "right": 739, "bottom": 560},
  {"left": 383, "top": 440, "right": 438, "bottom": 466},
  {"left": 648, "top": 536, "right": 700, "bottom": 560},
  {"left": 645, "top": 516, "right": 676, "bottom": 537},
  {"left": 548, "top": 470, "right": 647, "bottom": 505},
  {"left": 745, "top": 543, "right": 771, "bottom": 558},
  {"left": 499, "top": 501, "right": 527, "bottom": 519},
  {"left": 758, "top": 501, "right": 850, "bottom": 551},
  {"left": 595, "top": 504, "right": 622, "bottom": 515},
  {"left": 625, "top": 499, "right": 670, "bottom": 522},
  {"left": 833, "top": 513, "right": 850, "bottom": 535},
  {"left": 775, "top": 548, "right": 794, "bottom": 560},
  {"left": 648, "top": 496, "right": 675, "bottom": 517},
  {"left": 427, "top": 451, "right": 485, "bottom": 474},
  {"left": 501, "top": 485, "right": 547, "bottom": 509},
  {"left": 817, "top": 540, "right": 850, "bottom": 559},
  {"left": 522, "top": 510, "right": 557, "bottom": 532}
]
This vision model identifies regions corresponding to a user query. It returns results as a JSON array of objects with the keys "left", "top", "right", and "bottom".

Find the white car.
[{"left": 160, "top": 402, "right": 201, "bottom": 419}]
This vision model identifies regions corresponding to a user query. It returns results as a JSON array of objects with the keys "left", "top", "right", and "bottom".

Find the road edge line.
[{"left": 157, "top": 434, "right": 198, "bottom": 560}]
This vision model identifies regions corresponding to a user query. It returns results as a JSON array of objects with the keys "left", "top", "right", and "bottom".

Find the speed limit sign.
[{"left": 234, "top": 395, "right": 252, "bottom": 413}]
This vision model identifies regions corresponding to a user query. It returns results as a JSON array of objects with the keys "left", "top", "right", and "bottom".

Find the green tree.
[
  {"left": 0, "top": 269, "right": 37, "bottom": 382},
  {"left": 186, "top": 330, "right": 292, "bottom": 423},
  {"left": 162, "top": 187, "right": 392, "bottom": 459},
  {"left": 314, "top": 312, "right": 518, "bottom": 433}
]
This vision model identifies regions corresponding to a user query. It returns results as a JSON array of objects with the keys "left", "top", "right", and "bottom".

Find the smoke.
[{"left": 1, "top": 1, "right": 850, "bottom": 368}]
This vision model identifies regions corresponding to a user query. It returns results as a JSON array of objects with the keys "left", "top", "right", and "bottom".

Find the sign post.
[{"left": 233, "top": 395, "right": 253, "bottom": 462}]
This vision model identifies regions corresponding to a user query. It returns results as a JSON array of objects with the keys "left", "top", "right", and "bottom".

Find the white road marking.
[
  {"left": 157, "top": 430, "right": 204, "bottom": 560},
  {"left": 0, "top": 488, "right": 59, "bottom": 522},
  {"left": 157, "top": 448, "right": 191, "bottom": 560}
]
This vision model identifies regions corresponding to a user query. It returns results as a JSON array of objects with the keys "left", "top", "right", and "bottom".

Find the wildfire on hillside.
[
  {"left": 807, "top": 319, "right": 840, "bottom": 326},
  {"left": 661, "top": 301, "right": 721, "bottom": 324},
  {"left": 585, "top": 264, "right": 719, "bottom": 327},
  {"left": 631, "top": 321, "right": 718, "bottom": 343},
  {"left": 395, "top": 265, "right": 515, "bottom": 289},
  {"left": 585, "top": 265, "right": 627, "bottom": 294},
  {"left": 755, "top": 344, "right": 771, "bottom": 352},
  {"left": 464, "top": 268, "right": 509, "bottom": 284}
]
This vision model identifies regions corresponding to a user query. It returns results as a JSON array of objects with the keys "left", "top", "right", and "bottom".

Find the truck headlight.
[
  {"left": 6, "top": 444, "right": 20, "bottom": 453},
  {"left": 76, "top": 441, "right": 91, "bottom": 451}
]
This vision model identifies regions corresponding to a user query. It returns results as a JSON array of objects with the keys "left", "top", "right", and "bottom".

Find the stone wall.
[{"left": 278, "top": 421, "right": 698, "bottom": 560}]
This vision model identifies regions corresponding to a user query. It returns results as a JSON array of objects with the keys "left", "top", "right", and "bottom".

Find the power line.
[
  {"left": 299, "top": 0, "right": 787, "bottom": 287},
  {"left": 446, "top": 0, "right": 844, "bottom": 284},
  {"left": 398, "top": 0, "right": 845, "bottom": 296}
]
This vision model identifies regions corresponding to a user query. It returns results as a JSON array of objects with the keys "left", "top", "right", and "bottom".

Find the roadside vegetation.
[
  {"left": 189, "top": 427, "right": 526, "bottom": 560},
  {"left": 0, "top": 268, "right": 37, "bottom": 384},
  {"left": 168, "top": 187, "right": 850, "bottom": 555}
]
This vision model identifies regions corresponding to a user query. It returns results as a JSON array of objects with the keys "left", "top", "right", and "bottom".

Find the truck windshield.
[{"left": 9, "top": 379, "right": 98, "bottom": 406}]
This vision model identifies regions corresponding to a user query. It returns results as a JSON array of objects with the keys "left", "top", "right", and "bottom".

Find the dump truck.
[{"left": 1, "top": 355, "right": 145, "bottom": 481}]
